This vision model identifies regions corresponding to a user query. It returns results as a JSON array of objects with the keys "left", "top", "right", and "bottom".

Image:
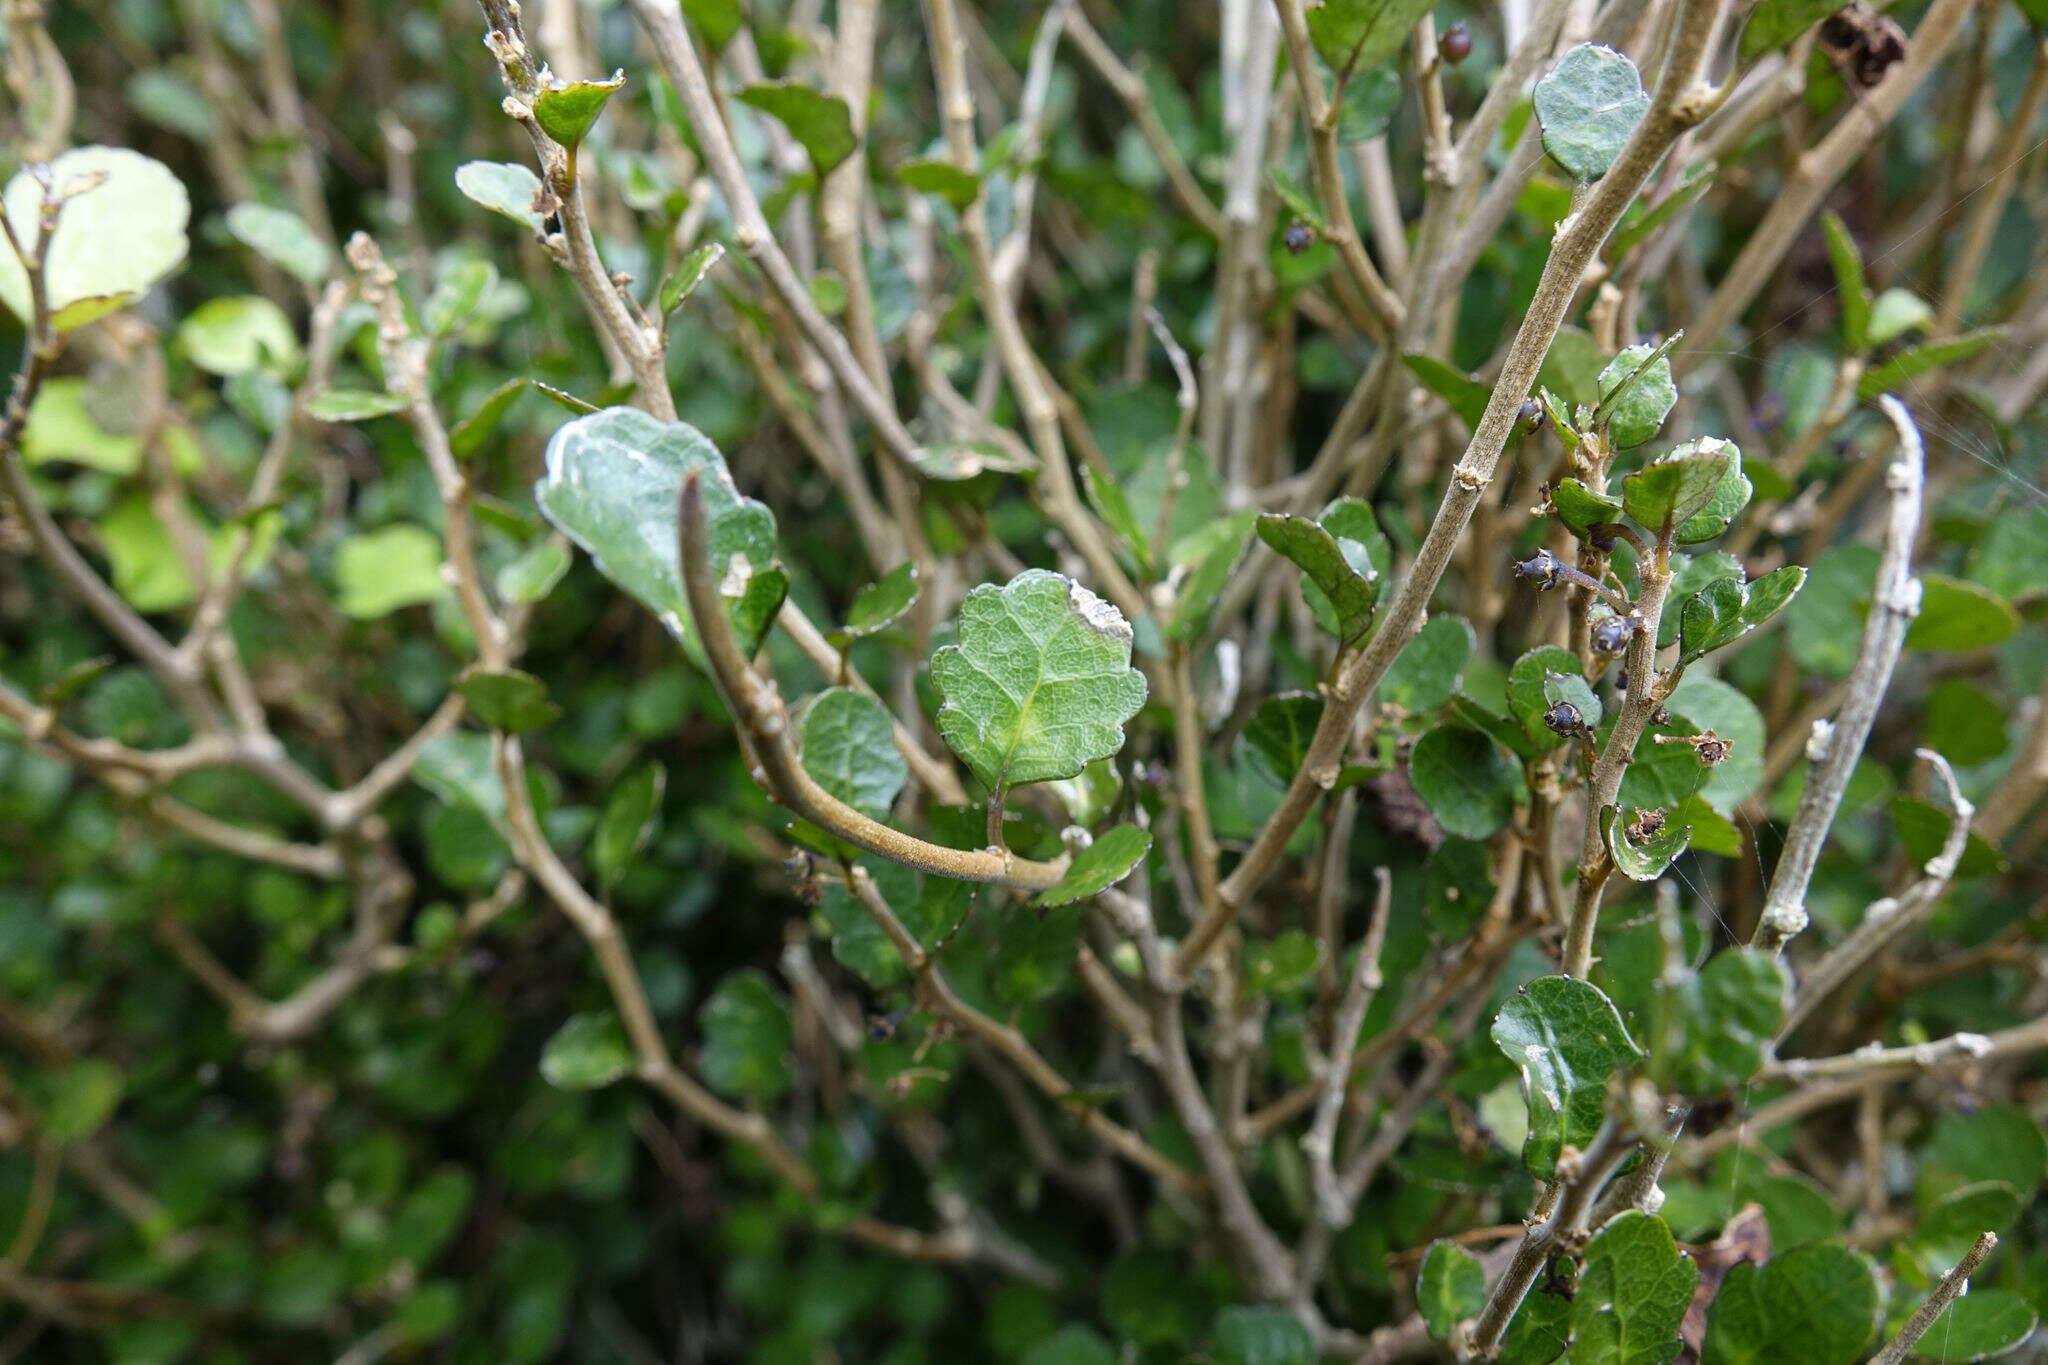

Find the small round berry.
[
  {"left": 1439, "top": 20, "right": 1473, "bottom": 64},
  {"left": 1513, "top": 547, "right": 1564, "bottom": 588},
  {"left": 1517, "top": 398, "right": 1544, "bottom": 431},
  {"left": 1543, "top": 699, "right": 1585, "bottom": 736},
  {"left": 1591, "top": 614, "right": 1635, "bottom": 654},
  {"left": 1283, "top": 221, "right": 1317, "bottom": 254}
]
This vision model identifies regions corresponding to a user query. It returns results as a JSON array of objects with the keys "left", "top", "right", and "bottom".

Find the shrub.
[{"left": 1, "top": 0, "right": 2045, "bottom": 1360}]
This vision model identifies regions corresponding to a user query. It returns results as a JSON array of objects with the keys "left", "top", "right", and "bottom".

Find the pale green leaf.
[
  {"left": 455, "top": 160, "right": 545, "bottom": 233},
  {"left": 539, "top": 1013, "right": 633, "bottom": 1089},
  {"left": 334, "top": 525, "right": 447, "bottom": 619},
  {"left": 534, "top": 71, "right": 625, "bottom": 150},
  {"left": 1037, "top": 826, "right": 1152, "bottom": 907},
  {"left": 224, "top": 202, "right": 332, "bottom": 286},
  {"left": 929, "top": 569, "right": 1148, "bottom": 789},
  {"left": 0, "top": 146, "right": 190, "bottom": 330},
  {"left": 736, "top": 83, "right": 857, "bottom": 175},
  {"left": 1535, "top": 45, "right": 1649, "bottom": 182}
]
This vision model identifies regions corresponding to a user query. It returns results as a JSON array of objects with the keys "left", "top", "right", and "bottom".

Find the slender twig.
[
  {"left": 1303, "top": 867, "right": 1392, "bottom": 1225},
  {"left": 1871, "top": 1232, "right": 1999, "bottom": 1365},
  {"left": 1754, "top": 395, "right": 1924, "bottom": 954}
]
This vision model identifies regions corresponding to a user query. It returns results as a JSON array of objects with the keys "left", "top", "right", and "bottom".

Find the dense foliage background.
[{"left": 1, "top": 0, "right": 2046, "bottom": 1361}]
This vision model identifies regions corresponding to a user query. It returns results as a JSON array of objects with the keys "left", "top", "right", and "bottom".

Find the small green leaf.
[
  {"left": 1867, "top": 287, "right": 1934, "bottom": 348},
  {"left": 308, "top": 389, "right": 408, "bottom": 422},
  {"left": 1597, "top": 342, "right": 1680, "bottom": 449},
  {"left": 534, "top": 71, "right": 626, "bottom": 151},
  {"left": 335, "top": 525, "right": 447, "bottom": 619},
  {"left": 592, "top": 762, "right": 666, "bottom": 888},
  {"left": 224, "top": 202, "right": 331, "bottom": 287},
  {"left": 1920, "top": 1105, "right": 2048, "bottom": 1204},
  {"left": 1037, "top": 826, "right": 1152, "bottom": 907},
  {"left": 1510, "top": 645, "right": 1584, "bottom": 749},
  {"left": 450, "top": 378, "right": 530, "bottom": 457},
  {"left": 1544, "top": 669, "right": 1603, "bottom": 729},
  {"left": 1740, "top": 0, "right": 1840, "bottom": 57},
  {"left": 930, "top": 569, "right": 1148, "bottom": 790},
  {"left": 1917, "top": 1291, "right": 2039, "bottom": 1361},
  {"left": 898, "top": 158, "right": 981, "bottom": 209},
  {"left": 1890, "top": 795, "right": 2004, "bottom": 877},
  {"left": 736, "top": 83, "right": 858, "bottom": 175},
  {"left": 1534, "top": 45, "right": 1650, "bottom": 182},
  {"left": 455, "top": 160, "right": 545, "bottom": 233},
  {"left": 827, "top": 562, "right": 921, "bottom": 648},
  {"left": 1906, "top": 575, "right": 2018, "bottom": 652},
  {"left": 1966, "top": 505, "right": 2047, "bottom": 600},
  {"left": 1417, "top": 1242, "right": 1486, "bottom": 1341},
  {"left": 1426, "top": 835, "right": 1495, "bottom": 936},
  {"left": 1602, "top": 803, "right": 1692, "bottom": 880},
  {"left": 679, "top": 0, "right": 743, "bottom": 46},
  {"left": 699, "top": 969, "right": 793, "bottom": 1101},
  {"left": 1679, "top": 575, "right": 1748, "bottom": 663},
  {"left": 1491, "top": 976, "right": 1642, "bottom": 1179},
  {"left": 911, "top": 439, "right": 1034, "bottom": 480},
  {"left": 1573, "top": 1211, "right": 1697, "bottom": 1365},
  {"left": 1821, "top": 212, "right": 1871, "bottom": 351},
  {"left": 1675, "top": 446, "right": 1753, "bottom": 543},
  {"left": 1551, "top": 478, "right": 1625, "bottom": 539},
  {"left": 1411, "top": 724, "right": 1519, "bottom": 839},
  {"left": 1210, "top": 1305, "right": 1315, "bottom": 1365},
  {"left": 799, "top": 688, "right": 907, "bottom": 824},
  {"left": 1304, "top": 0, "right": 1438, "bottom": 73},
  {"left": 539, "top": 1013, "right": 633, "bottom": 1089},
  {"left": 1702, "top": 1243, "right": 1879, "bottom": 1365},
  {"left": 1857, "top": 329, "right": 2002, "bottom": 399},
  {"left": 536, "top": 407, "right": 789, "bottom": 659},
  {"left": 1244, "top": 929, "right": 1320, "bottom": 998},
  {"left": 0, "top": 146, "right": 190, "bottom": 331},
  {"left": 1624, "top": 440, "right": 1738, "bottom": 532},
  {"left": 456, "top": 667, "right": 561, "bottom": 734},
  {"left": 1402, "top": 354, "right": 1491, "bottom": 430},
  {"left": 1167, "top": 512, "right": 1255, "bottom": 641},
  {"left": 659, "top": 241, "right": 725, "bottom": 315},
  {"left": 1337, "top": 65, "right": 1403, "bottom": 142},
  {"left": 1499, "top": 1293, "right": 1573, "bottom": 1365},
  {"left": 1023, "top": 1326, "right": 1116, "bottom": 1365},
  {"left": 1258, "top": 511, "right": 1377, "bottom": 644}
]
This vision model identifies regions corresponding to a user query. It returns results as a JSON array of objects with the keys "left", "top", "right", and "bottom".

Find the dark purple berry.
[
  {"left": 1543, "top": 699, "right": 1585, "bottom": 737},
  {"left": 1517, "top": 398, "right": 1544, "bottom": 432},
  {"left": 1591, "top": 614, "right": 1635, "bottom": 654},
  {"left": 1439, "top": 20, "right": 1473, "bottom": 64},
  {"left": 1283, "top": 221, "right": 1317, "bottom": 254},
  {"left": 1513, "top": 547, "right": 1564, "bottom": 589}
]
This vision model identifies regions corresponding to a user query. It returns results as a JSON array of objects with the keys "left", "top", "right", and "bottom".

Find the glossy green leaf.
[
  {"left": 659, "top": 241, "right": 725, "bottom": 315},
  {"left": 1740, "top": 0, "right": 1839, "bottom": 56},
  {"left": 496, "top": 538, "right": 571, "bottom": 605},
  {"left": 0, "top": 146, "right": 190, "bottom": 330},
  {"left": 455, "top": 160, "right": 545, "bottom": 233},
  {"left": 1258, "top": 511, "right": 1377, "bottom": 644},
  {"left": 1602, "top": 803, "right": 1691, "bottom": 880},
  {"left": 1491, "top": 975, "right": 1642, "bottom": 1179},
  {"left": 1403, "top": 354, "right": 1491, "bottom": 430},
  {"left": 1573, "top": 1211, "right": 1697, "bottom": 1365},
  {"left": 1534, "top": 45, "right": 1649, "bottom": 182},
  {"left": 1598, "top": 342, "right": 1679, "bottom": 449},
  {"left": 737, "top": 83, "right": 858, "bottom": 175},
  {"left": 1417, "top": 1241, "right": 1485, "bottom": 1341},
  {"left": 827, "top": 562, "right": 921, "bottom": 648},
  {"left": 1244, "top": 692, "right": 1325, "bottom": 786},
  {"left": 930, "top": 569, "right": 1148, "bottom": 789},
  {"left": 536, "top": 407, "right": 789, "bottom": 658},
  {"left": 179, "top": 295, "right": 299, "bottom": 375},
  {"left": 533, "top": 71, "right": 625, "bottom": 151},
  {"left": 1499, "top": 1292, "right": 1572, "bottom": 1365},
  {"left": 1552, "top": 478, "right": 1625, "bottom": 539},
  {"left": 800, "top": 688, "right": 907, "bottom": 830},
  {"left": 1624, "top": 440, "right": 1737, "bottom": 532},
  {"left": 1038, "top": 826, "right": 1152, "bottom": 907}
]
